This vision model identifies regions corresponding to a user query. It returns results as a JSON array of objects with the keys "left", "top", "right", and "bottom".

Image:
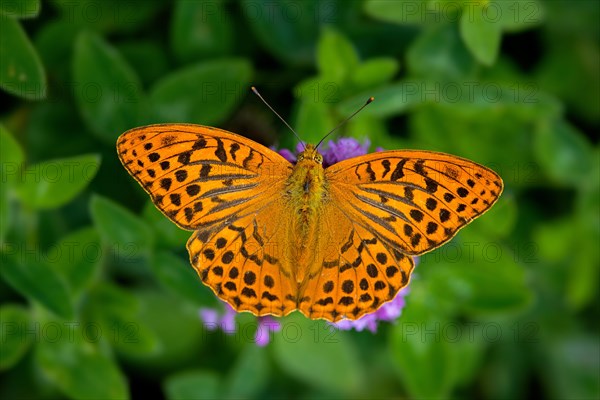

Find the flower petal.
[
  {"left": 323, "top": 138, "right": 370, "bottom": 166},
  {"left": 277, "top": 148, "right": 296, "bottom": 163},
  {"left": 198, "top": 308, "right": 220, "bottom": 330},
  {"left": 220, "top": 303, "right": 238, "bottom": 334}
]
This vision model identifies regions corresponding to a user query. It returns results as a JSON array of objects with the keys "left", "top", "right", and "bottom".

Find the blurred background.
[{"left": 1, "top": 0, "right": 598, "bottom": 399}]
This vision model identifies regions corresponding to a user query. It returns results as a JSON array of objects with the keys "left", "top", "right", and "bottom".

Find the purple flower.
[
  {"left": 332, "top": 286, "right": 410, "bottom": 333},
  {"left": 332, "top": 257, "right": 419, "bottom": 333},
  {"left": 254, "top": 316, "right": 282, "bottom": 347},
  {"left": 199, "top": 303, "right": 237, "bottom": 334},
  {"left": 199, "top": 302, "right": 281, "bottom": 346},
  {"left": 274, "top": 138, "right": 370, "bottom": 166},
  {"left": 322, "top": 138, "right": 370, "bottom": 166},
  {"left": 198, "top": 308, "right": 220, "bottom": 330},
  {"left": 274, "top": 147, "right": 297, "bottom": 163}
]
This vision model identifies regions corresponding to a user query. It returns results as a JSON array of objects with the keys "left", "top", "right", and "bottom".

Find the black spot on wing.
[
  {"left": 365, "top": 162, "right": 376, "bottom": 181},
  {"left": 381, "top": 159, "right": 391, "bottom": 178},
  {"left": 215, "top": 138, "right": 227, "bottom": 162},
  {"left": 391, "top": 159, "right": 407, "bottom": 181},
  {"left": 229, "top": 143, "right": 240, "bottom": 161}
]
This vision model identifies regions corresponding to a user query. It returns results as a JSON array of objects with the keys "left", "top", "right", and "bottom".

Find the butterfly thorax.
[{"left": 285, "top": 144, "right": 328, "bottom": 284}]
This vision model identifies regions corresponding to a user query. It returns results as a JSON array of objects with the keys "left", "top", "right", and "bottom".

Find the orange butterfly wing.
[
  {"left": 119, "top": 126, "right": 503, "bottom": 322},
  {"left": 326, "top": 150, "right": 503, "bottom": 255},
  {"left": 296, "top": 202, "right": 415, "bottom": 321},
  {"left": 117, "top": 124, "right": 298, "bottom": 316},
  {"left": 296, "top": 150, "right": 503, "bottom": 321}
]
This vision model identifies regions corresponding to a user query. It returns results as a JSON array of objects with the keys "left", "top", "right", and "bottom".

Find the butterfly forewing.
[
  {"left": 118, "top": 124, "right": 300, "bottom": 318},
  {"left": 326, "top": 150, "right": 503, "bottom": 256},
  {"left": 117, "top": 124, "right": 291, "bottom": 230}
]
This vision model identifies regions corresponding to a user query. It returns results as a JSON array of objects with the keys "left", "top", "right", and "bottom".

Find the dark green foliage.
[{"left": 0, "top": 1, "right": 598, "bottom": 399}]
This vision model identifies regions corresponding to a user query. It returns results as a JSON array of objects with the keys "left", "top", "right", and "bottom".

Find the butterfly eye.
[
  {"left": 315, "top": 154, "right": 323, "bottom": 164},
  {"left": 298, "top": 154, "right": 304, "bottom": 161}
]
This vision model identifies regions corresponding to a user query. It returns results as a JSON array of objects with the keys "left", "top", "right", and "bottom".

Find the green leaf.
[
  {"left": 164, "top": 370, "right": 221, "bottom": 400},
  {"left": 472, "top": 195, "right": 517, "bottom": 238},
  {"left": 566, "top": 228, "right": 599, "bottom": 310},
  {"left": 477, "top": 333, "right": 532, "bottom": 399},
  {"left": 496, "top": 0, "right": 545, "bottom": 32},
  {"left": 345, "top": 114, "right": 390, "bottom": 148},
  {"left": 242, "top": 0, "right": 325, "bottom": 66},
  {"left": 73, "top": 31, "right": 144, "bottom": 144},
  {"left": 0, "top": 125, "right": 24, "bottom": 242},
  {"left": 533, "top": 119, "right": 594, "bottom": 187},
  {"left": 0, "top": 304, "right": 31, "bottom": 370},
  {"left": 316, "top": 27, "right": 359, "bottom": 81},
  {"left": 0, "top": 17, "right": 46, "bottom": 99},
  {"left": 90, "top": 195, "right": 155, "bottom": 256},
  {"left": 407, "top": 24, "right": 476, "bottom": 80},
  {"left": 149, "top": 59, "right": 252, "bottom": 125},
  {"left": 456, "top": 261, "right": 532, "bottom": 315},
  {"left": 117, "top": 41, "right": 169, "bottom": 87},
  {"left": 543, "top": 333, "right": 600, "bottom": 400},
  {"left": 171, "top": 0, "right": 234, "bottom": 63},
  {"left": 142, "top": 201, "right": 189, "bottom": 249},
  {"left": 224, "top": 345, "right": 269, "bottom": 398},
  {"left": 50, "top": 0, "right": 164, "bottom": 34},
  {"left": 294, "top": 76, "right": 343, "bottom": 104},
  {"left": 293, "top": 100, "right": 335, "bottom": 145},
  {"left": 23, "top": 102, "right": 90, "bottom": 160},
  {"left": 151, "top": 251, "right": 215, "bottom": 307},
  {"left": 272, "top": 314, "right": 364, "bottom": 394},
  {"left": 533, "top": 217, "right": 575, "bottom": 262},
  {"left": 0, "top": 182, "right": 9, "bottom": 246},
  {"left": 0, "top": 252, "right": 73, "bottom": 319},
  {"left": 0, "top": 0, "right": 40, "bottom": 18},
  {"left": 408, "top": 96, "right": 560, "bottom": 188},
  {"left": 364, "top": 0, "right": 434, "bottom": 25},
  {"left": 351, "top": 57, "right": 399, "bottom": 90},
  {"left": 83, "top": 283, "right": 159, "bottom": 357},
  {"left": 0, "top": 125, "right": 24, "bottom": 170},
  {"left": 337, "top": 80, "right": 424, "bottom": 118},
  {"left": 121, "top": 290, "right": 205, "bottom": 372},
  {"left": 33, "top": 20, "right": 82, "bottom": 86},
  {"left": 536, "top": 39, "right": 599, "bottom": 124},
  {"left": 460, "top": 2, "right": 503, "bottom": 65},
  {"left": 51, "top": 227, "right": 101, "bottom": 295},
  {"left": 36, "top": 322, "right": 130, "bottom": 400},
  {"left": 15, "top": 154, "right": 100, "bottom": 209},
  {"left": 429, "top": 229, "right": 533, "bottom": 315},
  {"left": 567, "top": 183, "right": 600, "bottom": 309},
  {"left": 390, "top": 300, "right": 456, "bottom": 398},
  {"left": 449, "top": 326, "right": 487, "bottom": 386}
]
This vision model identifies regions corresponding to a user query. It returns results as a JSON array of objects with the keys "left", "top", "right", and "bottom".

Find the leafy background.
[{"left": 1, "top": 0, "right": 598, "bottom": 399}]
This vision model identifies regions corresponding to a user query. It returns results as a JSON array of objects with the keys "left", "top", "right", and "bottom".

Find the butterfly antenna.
[
  {"left": 316, "top": 97, "right": 374, "bottom": 150},
  {"left": 251, "top": 86, "right": 304, "bottom": 150}
]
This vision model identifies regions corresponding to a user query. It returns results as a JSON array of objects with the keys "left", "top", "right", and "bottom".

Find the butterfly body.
[
  {"left": 284, "top": 144, "right": 329, "bottom": 284},
  {"left": 118, "top": 124, "right": 503, "bottom": 322}
]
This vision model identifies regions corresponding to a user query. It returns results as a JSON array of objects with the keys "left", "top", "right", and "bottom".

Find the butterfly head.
[{"left": 296, "top": 144, "right": 323, "bottom": 165}]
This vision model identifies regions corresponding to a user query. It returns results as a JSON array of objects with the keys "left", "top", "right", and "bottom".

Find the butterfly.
[{"left": 117, "top": 124, "right": 503, "bottom": 322}]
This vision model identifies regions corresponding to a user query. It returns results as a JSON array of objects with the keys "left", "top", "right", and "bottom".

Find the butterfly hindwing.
[
  {"left": 117, "top": 124, "right": 292, "bottom": 230},
  {"left": 186, "top": 198, "right": 298, "bottom": 317},
  {"left": 325, "top": 150, "right": 504, "bottom": 255},
  {"left": 297, "top": 202, "right": 414, "bottom": 321}
]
